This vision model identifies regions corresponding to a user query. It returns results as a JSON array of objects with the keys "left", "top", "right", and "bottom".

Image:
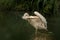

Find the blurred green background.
[{"left": 0, "top": 0, "right": 60, "bottom": 40}]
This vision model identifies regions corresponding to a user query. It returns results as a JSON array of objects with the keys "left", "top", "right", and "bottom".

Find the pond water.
[{"left": 0, "top": 11, "right": 60, "bottom": 40}]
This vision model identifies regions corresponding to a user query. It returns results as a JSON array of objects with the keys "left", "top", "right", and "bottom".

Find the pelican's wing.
[{"left": 34, "top": 11, "right": 47, "bottom": 27}]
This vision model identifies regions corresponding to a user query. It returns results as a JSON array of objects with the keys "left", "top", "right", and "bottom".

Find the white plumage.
[
  {"left": 34, "top": 11, "right": 47, "bottom": 30},
  {"left": 22, "top": 11, "right": 47, "bottom": 33}
]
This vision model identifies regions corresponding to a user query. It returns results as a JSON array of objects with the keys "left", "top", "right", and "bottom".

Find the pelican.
[{"left": 22, "top": 11, "right": 48, "bottom": 34}]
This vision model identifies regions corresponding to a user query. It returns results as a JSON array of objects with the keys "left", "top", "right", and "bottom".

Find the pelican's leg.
[{"left": 35, "top": 29, "right": 37, "bottom": 36}]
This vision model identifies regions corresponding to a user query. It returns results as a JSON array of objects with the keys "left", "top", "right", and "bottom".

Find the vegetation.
[{"left": 0, "top": 0, "right": 60, "bottom": 40}]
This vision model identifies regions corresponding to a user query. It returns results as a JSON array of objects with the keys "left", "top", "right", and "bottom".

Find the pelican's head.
[{"left": 22, "top": 13, "right": 29, "bottom": 20}]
